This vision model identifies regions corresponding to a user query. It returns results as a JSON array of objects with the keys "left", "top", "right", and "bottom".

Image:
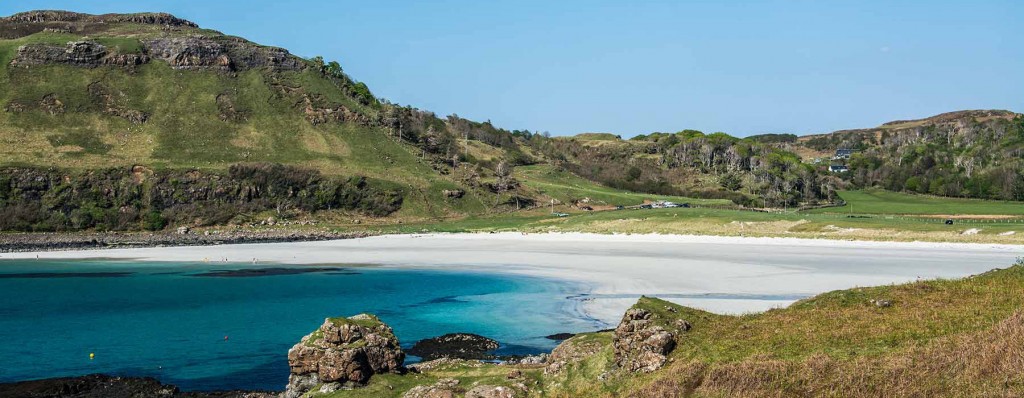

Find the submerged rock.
[
  {"left": 408, "top": 333, "right": 500, "bottom": 361},
  {"left": 284, "top": 314, "right": 404, "bottom": 398},
  {"left": 613, "top": 308, "right": 678, "bottom": 373}
]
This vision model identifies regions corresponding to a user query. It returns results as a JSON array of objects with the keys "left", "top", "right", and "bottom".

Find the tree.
[
  {"left": 626, "top": 166, "right": 642, "bottom": 181},
  {"left": 719, "top": 173, "right": 742, "bottom": 191}
]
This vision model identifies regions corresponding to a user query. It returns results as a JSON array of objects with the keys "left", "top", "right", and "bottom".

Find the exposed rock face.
[
  {"left": 284, "top": 314, "right": 404, "bottom": 398},
  {"left": 10, "top": 41, "right": 148, "bottom": 68},
  {"left": 613, "top": 308, "right": 678, "bottom": 373},
  {"left": 408, "top": 333, "right": 500, "bottom": 361},
  {"left": 143, "top": 37, "right": 230, "bottom": 70},
  {"left": 142, "top": 36, "right": 304, "bottom": 71},
  {"left": 1, "top": 11, "right": 198, "bottom": 27}
]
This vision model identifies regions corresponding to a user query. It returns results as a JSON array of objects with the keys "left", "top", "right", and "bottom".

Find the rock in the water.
[
  {"left": 544, "top": 332, "right": 575, "bottom": 341},
  {"left": 612, "top": 308, "right": 677, "bottom": 373},
  {"left": 284, "top": 314, "right": 405, "bottom": 398},
  {"left": 0, "top": 374, "right": 275, "bottom": 397},
  {"left": 408, "top": 333, "right": 500, "bottom": 361}
]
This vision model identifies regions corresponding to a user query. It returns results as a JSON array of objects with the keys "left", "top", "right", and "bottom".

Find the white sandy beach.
[{"left": 3, "top": 233, "right": 1021, "bottom": 325}]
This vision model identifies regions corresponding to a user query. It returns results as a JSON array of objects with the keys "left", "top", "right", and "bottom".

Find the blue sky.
[{"left": 2, "top": 1, "right": 1021, "bottom": 137}]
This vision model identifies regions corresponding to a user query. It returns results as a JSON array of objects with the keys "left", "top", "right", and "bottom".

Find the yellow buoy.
[{"left": 89, "top": 353, "right": 95, "bottom": 360}]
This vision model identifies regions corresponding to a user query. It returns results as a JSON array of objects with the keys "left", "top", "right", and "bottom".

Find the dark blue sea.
[{"left": 0, "top": 259, "right": 597, "bottom": 391}]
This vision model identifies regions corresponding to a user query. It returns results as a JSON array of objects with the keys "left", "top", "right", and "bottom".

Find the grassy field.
[
  {"left": 317, "top": 203, "right": 1024, "bottom": 244},
  {"left": 809, "top": 189, "right": 1024, "bottom": 216},
  {"left": 308, "top": 262, "right": 1024, "bottom": 397}
]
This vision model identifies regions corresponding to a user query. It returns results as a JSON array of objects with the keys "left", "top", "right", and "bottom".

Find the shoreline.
[
  {"left": 4, "top": 232, "right": 1020, "bottom": 324},
  {"left": 0, "top": 229, "right": 369, "bottom": 253},
  {"left": 4, "top": 229, "right": 1021, "bottom": 253}
]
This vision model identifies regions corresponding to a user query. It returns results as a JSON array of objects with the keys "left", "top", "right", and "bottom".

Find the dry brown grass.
[{"left": 632, "top": 310, "right": 1024, "bottom": 397}]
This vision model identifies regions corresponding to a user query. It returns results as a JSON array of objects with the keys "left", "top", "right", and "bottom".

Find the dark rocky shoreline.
[
  {"left": 0, "top": 229, "right": 371, "bottom": 253},
  {"left": 0, "top": 374, "right": 275, "bottom": 398}
]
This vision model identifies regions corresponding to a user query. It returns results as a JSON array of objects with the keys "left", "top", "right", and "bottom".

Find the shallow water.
[{"left": 0, "top": 259, "right": 596, "bottom": 391}]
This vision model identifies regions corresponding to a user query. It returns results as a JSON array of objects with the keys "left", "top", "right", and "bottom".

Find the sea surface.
[{"left": 0, "top": 259, "right": 597, "bottom": 391}]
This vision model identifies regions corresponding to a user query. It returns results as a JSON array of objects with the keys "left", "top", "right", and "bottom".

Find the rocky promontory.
[{"left": 284, "top": 314, "right": 405, "bottom": 398}]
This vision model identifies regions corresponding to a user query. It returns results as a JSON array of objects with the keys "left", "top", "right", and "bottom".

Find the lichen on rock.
[
  {"left": 284, "top": 314, "right": 405, "bottom": 398},
  {"left": 612, "top": 305, "right": 681, "bottom": 373}
]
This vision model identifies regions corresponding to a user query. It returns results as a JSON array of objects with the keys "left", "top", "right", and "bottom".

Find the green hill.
[{"left": 0, "top": 11, "right": 557, "bottom": 230}]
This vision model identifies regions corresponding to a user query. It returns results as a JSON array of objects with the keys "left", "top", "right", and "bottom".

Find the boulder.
[
  {"left": 443, "top": 189, "right": 465, "bottom": 199},
  {"left": 408, "top": 333, "right": 500, "bottom": 361},
  {"left": 284, "top": 314, "right": 405, "bottom": 398},
  {"left": 612, "top": 308, "right": 678, "bottom": 373},
  {"left": 465, "top": 385, "right": 517, "bottom": 398}
]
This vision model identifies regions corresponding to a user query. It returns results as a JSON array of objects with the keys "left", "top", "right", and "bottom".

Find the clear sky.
[{"left": 2, "top": 1, "right": 1021, "bottom": 137}]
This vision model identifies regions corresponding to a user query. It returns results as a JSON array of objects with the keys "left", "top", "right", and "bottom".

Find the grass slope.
[
  {"left": 0, "top": 29, "right": 497, "bottom": 220},
  {"left": 516, "top": 165, "right": 730, "bottom": 207}
]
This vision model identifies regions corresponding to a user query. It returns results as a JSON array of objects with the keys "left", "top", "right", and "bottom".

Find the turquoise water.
[{"left": 0, "top": 259, "right": 598, "bottom": 391}]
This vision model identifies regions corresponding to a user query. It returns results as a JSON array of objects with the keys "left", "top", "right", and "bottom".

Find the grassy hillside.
[
  {"left": 516, "top": 164, "right": 730, "bottom": 207},
  {"left": 0, "top": 11, "right": 549, "bottom": 227}
]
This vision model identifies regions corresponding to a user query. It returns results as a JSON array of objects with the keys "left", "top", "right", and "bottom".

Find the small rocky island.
[{"left": 407, "top": 333, "right": 501, "bottom": 361}]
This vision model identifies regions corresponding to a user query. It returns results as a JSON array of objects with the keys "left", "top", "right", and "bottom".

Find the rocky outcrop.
[
  {"left": 142, "top": 36, "right": 303, "bottom": 71},
  {"left": 142, "top": 37, "right": 230, "bottom": 70},
  {"left": 1, "top": 11, "right": 198, "bottom": 27},
  {"left": 284, "top": 314, "right": 405, "bottom": 398},
  {"left": 402, "top": 378, "right": 461, "bottom": 398},
  {"left": 612, "top": 308, "right": 678, "bottom": 373},
  {"left": 87, "top": 82, "right": 150, "bottom": 124},
  {"left": 544, "top": 336, "right": 605, "bottom": 375},
  {"left": 408, "top": 333, "right": 500, "bottom": 361},
  {"left": 464, "top": 385, "right": 517, "bottom": 398},
  {"left": 443, "top": 189, "right": 465, "bottom": 199},
  {"left": 10, "top": 41, "right": 149, "bottom": 69}
]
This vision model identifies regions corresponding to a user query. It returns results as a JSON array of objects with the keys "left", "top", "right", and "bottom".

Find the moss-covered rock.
[{"left": 285, "top": 314, "right": 405, "bottom": 398}]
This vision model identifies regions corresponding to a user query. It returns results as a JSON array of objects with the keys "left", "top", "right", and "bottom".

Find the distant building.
[
  {"left": 829, "top": 165, "right": 849, "bottom": 173},
  {"left": 833, "top": 148, "right": 855, "bottom": 160}
]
